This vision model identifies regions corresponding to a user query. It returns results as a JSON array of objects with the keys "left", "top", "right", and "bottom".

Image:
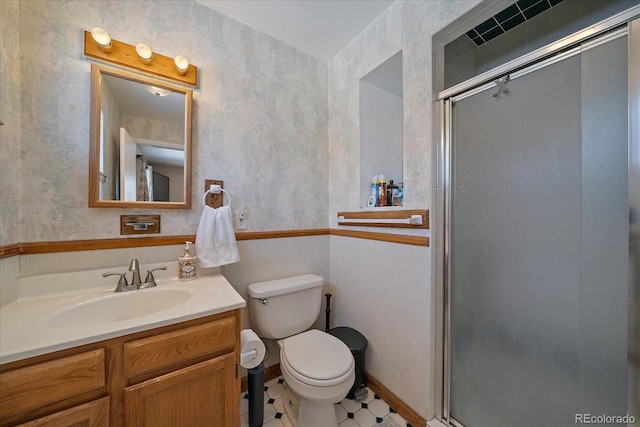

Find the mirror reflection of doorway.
[
  {"left": 152, "top": 172, "right": 169, "bottom": 202},
  {"left": 119, "top": 127, "right": 137, "bottom": 201}
]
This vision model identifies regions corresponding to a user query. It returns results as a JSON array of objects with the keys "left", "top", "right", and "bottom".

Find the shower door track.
[{"left": 437, "top": 6, "right": 640, "bottom": 426}]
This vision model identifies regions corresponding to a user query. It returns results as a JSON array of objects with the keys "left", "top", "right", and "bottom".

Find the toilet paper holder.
[
  {"left": 240, "top": 329, "right": 266, "bottom": 369},
  {"left": 241, "top": 348, "right": 258, "bottom": 366},
  {"left": 240, "top": 329, "right": 266, "bottom": 427}
]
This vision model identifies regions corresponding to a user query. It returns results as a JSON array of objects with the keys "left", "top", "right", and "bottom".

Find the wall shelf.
[{"left": 337, "top": 209, "right": 429, "bottom": 228}]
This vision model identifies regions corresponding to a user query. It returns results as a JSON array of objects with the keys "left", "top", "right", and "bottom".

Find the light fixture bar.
[{"left": 83, "top": 30, "right": 197, "bottom": 87}]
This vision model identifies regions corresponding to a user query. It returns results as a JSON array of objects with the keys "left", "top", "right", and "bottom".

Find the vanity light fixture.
[
  {"left": 174, "top": 55, "right": 189, "bottom": 75},
  {"left": 135, "top": 43, "right": 153, "bottom": 64},
  {"left": 90, "top": 27, "right": 112, "bottom": 52},
  {"left": 143, "top": 85, "right": 172, "bottom": 97},
  {"left": 84, "top": 29, "right": 198, "bottom": 86}
]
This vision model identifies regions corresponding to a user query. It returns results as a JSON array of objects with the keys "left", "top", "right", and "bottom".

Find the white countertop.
[{"left": 0, "top": 263, "right": 246, "bottom": 365}]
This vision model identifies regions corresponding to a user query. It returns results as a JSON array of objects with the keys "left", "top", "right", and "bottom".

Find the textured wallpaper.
[
  {"left": 10, "top": 0, "right": 328, "bottom": 242},
  {"left": 327, "top": 0, "right": 480, "bottom": 231},
  {"left": 0, "top": 0, "right": 21, "bottom": 246},
  {"left": 4, "top": 0, "right": 480, "bottom": 245}
]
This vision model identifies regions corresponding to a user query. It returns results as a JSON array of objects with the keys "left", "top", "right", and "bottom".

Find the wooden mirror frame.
[{"left": 88, "top": 63, "right": 192, "bottom": 209}]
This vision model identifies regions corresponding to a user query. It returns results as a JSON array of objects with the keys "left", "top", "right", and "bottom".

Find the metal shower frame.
[{"left": 434, "top": 5, "right": 640, "bottom": 425}]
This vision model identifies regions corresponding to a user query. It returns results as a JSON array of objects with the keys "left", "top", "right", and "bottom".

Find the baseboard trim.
[
  {"left": 366, "top": 372, "right": 426, "bottom": 427},
  {"left": 240, "top": 363, "right": 426, "bottom": 427}
]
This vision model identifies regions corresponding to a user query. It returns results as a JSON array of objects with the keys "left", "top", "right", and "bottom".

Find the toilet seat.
[{"left": 281, "top": 329, "right": 354, "bottom": 387}]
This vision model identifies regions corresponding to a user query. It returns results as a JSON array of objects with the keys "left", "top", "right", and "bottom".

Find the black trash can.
[{"left": 329, "top": 326, "right": 368, "bottom": 400}]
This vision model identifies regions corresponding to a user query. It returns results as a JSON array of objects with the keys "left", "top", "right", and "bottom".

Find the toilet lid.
[{"left": 282, "top": 329, "right": 354, "bottom": 381}]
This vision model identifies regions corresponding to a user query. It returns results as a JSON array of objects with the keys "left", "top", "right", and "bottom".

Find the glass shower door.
[{"left": 448, "top": 32, "right": 629, "bottom": 427}]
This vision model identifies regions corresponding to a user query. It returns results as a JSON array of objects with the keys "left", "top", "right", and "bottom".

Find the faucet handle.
[
  {"left": 143, "top": 266, "right": 168, "bottom": 288},
  {"left": 103, "top": 272, "right": 133, "bottom": 292}
]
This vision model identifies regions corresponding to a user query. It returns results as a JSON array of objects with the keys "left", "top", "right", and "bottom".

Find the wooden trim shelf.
[
  {"left": 0, "top": 243, "right": 20, "bottom": 259},
  {"left": 0, "top": 225, "right": 431, "bottom": 259},
  {"left": 337, "top": 209, "right": 429, "bottom": 229},
  {"left": 19, "top": 236, "right": 197, "bottom": 255},
  {"left": 330, "top": 229, "right": 429, "bottom": 246},
  {"left": 235, "top": 228, "right": 330, "bottom": 241}
]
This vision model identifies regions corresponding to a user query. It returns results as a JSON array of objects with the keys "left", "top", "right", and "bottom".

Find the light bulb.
[
  {"left": 135, "top": 43, "right": 152, "bottom": 64},
  {"left": 174, "top": 55, "right": 189, "bottom": 75},
  {"left": 91, "top": 27, "right": 112, "bottom": 52}
]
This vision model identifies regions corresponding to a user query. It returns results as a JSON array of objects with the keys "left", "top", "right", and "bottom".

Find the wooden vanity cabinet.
[
  {"left": 124, "top": 354, "right": 237, "bottom": 427},
  {"left": 0, "top": 310, "right": 241, "bottom": 427},
  {"left": 122, "top": 316, "right": 239, "bottom": 427}
]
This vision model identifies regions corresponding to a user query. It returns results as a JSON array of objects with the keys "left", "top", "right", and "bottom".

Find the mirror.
[
  {"left": 89, "top": 63, "right": 192, "bottom": 208},
  {"left": 359, "top": 51, "right": 403, "bottom": 208}
]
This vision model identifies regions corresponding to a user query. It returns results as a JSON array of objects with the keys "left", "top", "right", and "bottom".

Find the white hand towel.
[{"left": 195, "top": 205, "right": 240, "bottom": 268}]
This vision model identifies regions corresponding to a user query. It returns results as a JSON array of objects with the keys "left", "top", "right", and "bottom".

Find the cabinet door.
[
  {"left": 15, "top": 397, "right": 109, "bottom": 427},
  {"left": 124, "top": 353, "right": 238, "bottom": 427}
]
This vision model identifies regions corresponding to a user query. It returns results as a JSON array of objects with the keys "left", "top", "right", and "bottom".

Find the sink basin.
[
  {"left": 1, "top": 264, "right": 247, "bottom": 364},
  {"left": 47, "top": 288, "right": 191, "bottom": 328}
]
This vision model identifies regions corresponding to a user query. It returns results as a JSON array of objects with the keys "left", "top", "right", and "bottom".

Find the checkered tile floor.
[{"left": 241, "top": 376, "right": 412, "bottom": 427}]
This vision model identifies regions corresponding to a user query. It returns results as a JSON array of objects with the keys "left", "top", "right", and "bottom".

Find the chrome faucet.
[
  {"left": 102, "top": 271, "right": 137, "bottom": 292},
  {"left": 103, "top": 260, "right": 167, "bottom": 292},
  {"left": 129, "top": 259, "right": 141, "bottom": 289}
]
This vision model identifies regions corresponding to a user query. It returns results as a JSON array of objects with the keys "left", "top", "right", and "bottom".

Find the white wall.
[
  {"left": 330, "top": 235, "right": 431, "bottom": 417},
  {"left": 0, "top": 257, "right": 20, "bottom": 308}
]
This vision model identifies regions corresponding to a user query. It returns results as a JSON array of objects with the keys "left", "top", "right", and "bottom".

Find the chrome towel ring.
[{"left": 203, "top": 184, "right": 231, "bottom": 208}]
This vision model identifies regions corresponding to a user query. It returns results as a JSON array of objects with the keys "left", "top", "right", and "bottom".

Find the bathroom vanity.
[{"left": 0, "top": 265, "right": 245, "bottom": 427}]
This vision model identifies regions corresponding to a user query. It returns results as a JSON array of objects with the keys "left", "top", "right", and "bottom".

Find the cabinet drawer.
[
  {"left": 15, "top": 396, "right": 110, "bottom": 427},
  {"left": 0, "top": 349, "right": 105, "bottom": 422},
  {"left": 125, "top": 317, "right": 236, "bottom": 380}
]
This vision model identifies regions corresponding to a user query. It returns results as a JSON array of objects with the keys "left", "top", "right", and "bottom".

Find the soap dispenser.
[{"left": 178, "top": 241, "right": 196, "bottom": 281}]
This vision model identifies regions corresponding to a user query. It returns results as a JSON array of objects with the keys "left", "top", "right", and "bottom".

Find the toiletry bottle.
[
  {"left": 379, "top": 175, "right": 387, "bottom": 207},
  {"left": 178, "top": 241, "right": 197, "bottom": 281},
  {"left": 388, "top": 180, "right": 399, "bottom": 206},
  {"left": 371, "top": 176, "right": 380, "bottom": 207}
]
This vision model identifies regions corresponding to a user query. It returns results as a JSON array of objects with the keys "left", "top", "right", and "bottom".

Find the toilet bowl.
[
  {"left": 247, "top": 274, "right": 355, "bottom": 426},
  {"left": 279, "top": 329, "right": 355, "bottom": 427}
]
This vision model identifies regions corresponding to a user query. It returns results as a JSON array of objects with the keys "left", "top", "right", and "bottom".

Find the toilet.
[{"left": 247, "top": 274, "right": 355, "bottom": 427}]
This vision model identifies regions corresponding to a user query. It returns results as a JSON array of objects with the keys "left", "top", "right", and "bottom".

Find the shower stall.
[{"left": 437, "top": 5, "right": 639, "bottom": 427}]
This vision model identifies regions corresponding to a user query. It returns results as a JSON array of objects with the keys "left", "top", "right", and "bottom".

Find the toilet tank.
[{"left": 247, "top": 274, "right": 324, "bottom": 339}]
